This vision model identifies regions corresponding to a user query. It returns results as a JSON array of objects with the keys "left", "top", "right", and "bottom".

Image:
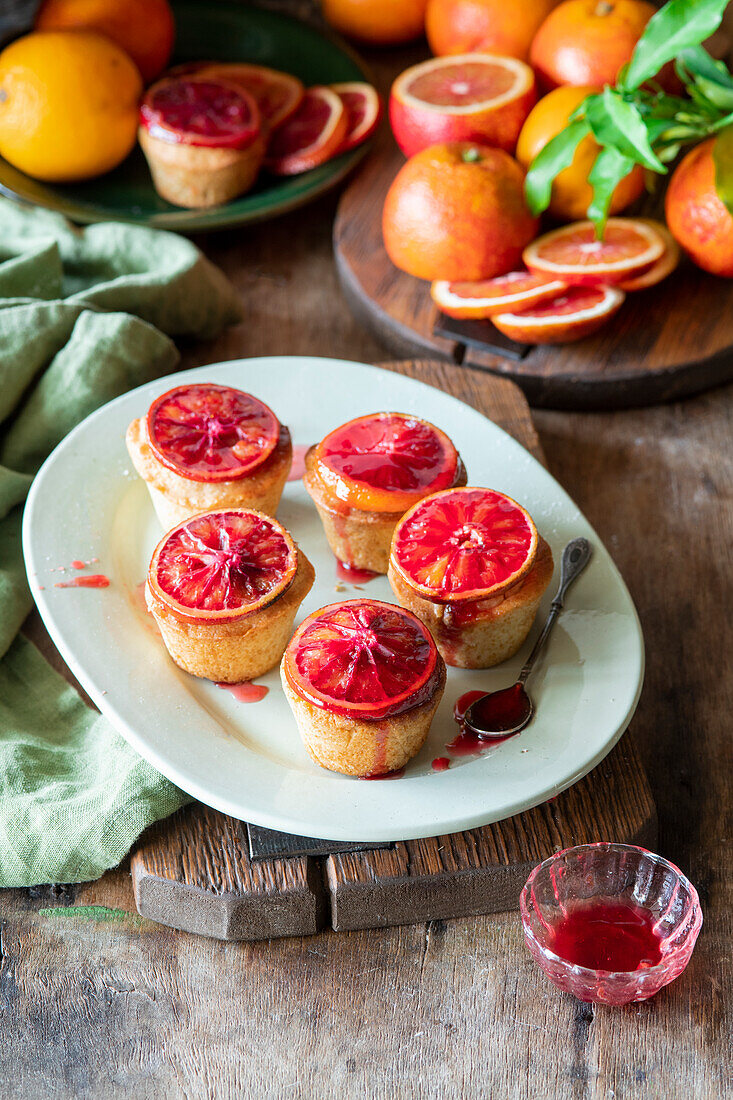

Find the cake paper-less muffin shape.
[
  {"left": 303, "top": 412, "right": 467, "bottom": 574},
  {"left": 388, "top": 487, "right": 553, "bottom": 669},
  {"left": 127, "top": 383, "right": 292, "bottom": 528},
  {"left": 281, "top": 598, "right": 446, "bottom": 777},
  {"left": 147, "top": 508, "right": 314, "bottom": 683}
]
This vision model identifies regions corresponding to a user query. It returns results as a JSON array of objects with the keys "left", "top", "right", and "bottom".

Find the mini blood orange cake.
[
  {"left": 147, "top": 508, "right": 314, "bottom": 682},
  {"left": 138, "top": 76, "right": 265, "bottom": 208},
  {"left": 303, "top": 412, "right": 467, "bottom": 574},
  {"left": 388, "top": 487, "right": 554, "bottom": 669},
  {"left": 126, "top": 383, "right": 293, "bottom": 528},
  {"left": 281, "top": 599, "right": 446, "bottom": 776}
]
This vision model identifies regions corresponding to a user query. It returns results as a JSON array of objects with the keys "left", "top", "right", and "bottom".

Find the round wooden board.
[{"left": 334, "top": 135, "right": 733, "bottom": 410}]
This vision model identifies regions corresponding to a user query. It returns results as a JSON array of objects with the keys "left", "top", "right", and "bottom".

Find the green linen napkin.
[{"left": 0, "top": 198, "right": 243, "bottom": 887}]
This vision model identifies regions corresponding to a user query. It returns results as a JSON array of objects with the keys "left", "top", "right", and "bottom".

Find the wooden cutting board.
[
  {"left": 333, "top": 136, "right": 733, "bottom": 410},
  {"left": 131, "top": 358, "right": 656, "bottom": 940}
]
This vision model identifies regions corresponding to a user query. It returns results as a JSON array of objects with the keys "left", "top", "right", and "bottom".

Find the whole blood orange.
[
  {"left": 383, "top": 142, "right": 539, "bottom": 282},
  {"left": 523, "top": 218, "right": 665, "bottom": 285},
  {"left": 390, "top": 54, "right": 536, "bottom": 157},
  {"left": 426, "top": 0, "right": 561, "bottom": 61},
  {"left": 530, "top": 0, "right": 656, "bottom": 89},
  {"left": 390, "top": 487, "right": 538, "bottom": 602},
  {"left": 516, "top": 85, "right": 644, "bottom": 221},
  {"left": 491, "top": 284, "right": 624, "bottom": 343},
  {"left": 35, "top": 0, "right": 174, "bottom": 83},
  {"left": 322, "top": 0, "right": 428, "bottom": 45},
  {"left": 0, "top": 30, "right": 142, "bottom": 181},
  {"left": 665, "top": 138, "right": 733, "bottom": 278},
  {"left": 282, "top": 599, "right": 440, "bottom": 719}
]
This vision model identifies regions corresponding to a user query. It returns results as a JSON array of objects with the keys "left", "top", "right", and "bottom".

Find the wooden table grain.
[{"left": 2, "top": 21, "right": 732, "bottom": 1100}]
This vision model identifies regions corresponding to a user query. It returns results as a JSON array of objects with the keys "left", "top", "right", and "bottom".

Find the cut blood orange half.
[
  {"left": 265, "top": 86, "right": 348, "bottom": 175},
  {"left": 146, "top": 384, "right": 280, "bottom": 482},
  {"left": 491, "top": 285, "right": 624, "bottom": 345},
  {"left": 389, "top": 53, "right": 536, "bottom": 156},
  {"left": 282, "top": 599, "right": 440, "bottom": 719},
  {"left": 148, "top": 509, "right": 298, "bottom": 623},
  {"left": 617, "top": 220, "right": 680, "bottom": 291},
  {"left": 431, "top": 271, "right": 567, "bottom": 319},
  {"left": 390, "top": 487, "right": 538, "bottom": 602},
  {"left": 139, "top": 77, "right": 262, "bottom": 148},
  {"left": 314, "top": 412, "right": 460, "bottom": 513},
  {"left": 182, "top": 63, "right": 304, "bottom": 131},
  {"left": 523, "top": 219, "right": 665, "bottom": 287},
  {"left": 331, "top": 82, "right": 383, "bottom": 152}
]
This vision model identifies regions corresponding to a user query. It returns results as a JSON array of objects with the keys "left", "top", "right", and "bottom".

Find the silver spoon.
[{"left": 463, "top": 537, "right": 592, "bottom": 739}]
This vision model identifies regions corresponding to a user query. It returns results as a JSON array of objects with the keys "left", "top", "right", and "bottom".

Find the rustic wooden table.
[{"left": 3, "top": 18, "right": 732, "bottom": 1100}]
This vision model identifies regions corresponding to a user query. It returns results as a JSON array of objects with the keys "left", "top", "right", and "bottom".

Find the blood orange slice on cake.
[
  {"left": 389, "top": 53, "right": 535, "bottom": 156},
  {"left": 148, "top": 509, "right": 297, "bottom": 623},
  {"left": 523, "top": 218, "right": 665, "bottom": 287},
  {"left": 491, "top": 285, "right": 624, "bottom": 344},
  {"left": 282, "top": 599, "right": 440, "bottom": 719},
  {"left": 192, "top": 63, "right": 304, "bottom": 130},
  {"left": 431, "top": 271, "right": 567, "bottom": 319},
  {"left": 265, "top": 86, "right": 348, "bottom": 175},
  {"left": 139, "top": 77, "right": 261, "bottom": 148},
  {"left": 331, "top": 82, "right": 382, "bottom": 151},
  {"left": 390, "top": 487, "right": 538, "bottom": 602},
  {"left": 146, "top": 384, "right": 280, "bottom": 482},
  {"left": 314, "top": 412, "right": 460, "bottom": 513}
]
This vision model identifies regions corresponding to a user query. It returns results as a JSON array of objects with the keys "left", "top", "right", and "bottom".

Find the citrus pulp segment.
[
  {"left": 191, "top": 63, "right": 304, "bottom": 130},
  {"left": 390, "top": 487, "right": 538, "bottom": 601},
  {"left": 283, "top": 599, "right": 440, "bottom": 719},
  {"left": 431, "top": 271, "right": 567, "bottom": 318},
  {"left": 146, "top": 384, "right": 280, "bottom": 482},
  {"left": 314, "top": 412, "right": 460, "bottom": 513},
  {"left": 139, "top": 78, "right": 261, "bottom": 148},
  {"left": 149, "top": 509, "right": 298, "bottom": 622},
  {"left": 265, "top": 86, "right": 348, "bottom": 175},
  {"left": 491, "top": 284, "right": 624, "bottom": 344},
  {"left": 331, "top": 82, "right": 383, "bottom": 151},
  {"left": 523, "top": 219, "right": 665, "bottom": 286}
]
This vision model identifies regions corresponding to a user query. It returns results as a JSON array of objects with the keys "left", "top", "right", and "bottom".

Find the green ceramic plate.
[{"left": 0, "top": 1, "right": 371, "bottom": 231}]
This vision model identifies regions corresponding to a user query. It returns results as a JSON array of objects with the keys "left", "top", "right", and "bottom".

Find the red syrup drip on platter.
[
  {"left": 432, "top": 757, "right": 450, "bottom": 771},
  {"left": 70, "top": 559, "right": 86, "bottom": 570},
  {"left": 216, "top": 682, "right": 269, "bottom": 703},
  {"left": 546, "top": 900, "right": 664, "bottom": 972},
  {"left": 447, "top": 688, "right": 521, "bottom": 755},
  {"left": 54, "top": 574, "right": 110, "bottom": 589},
  {"left": 360, "top": 767, "right": 405, "bottom": 781},
  {"left": 335, "top": 559, "right": 379, "bottom": 584},
  {"left": 287, "top": 444, "right": 310, "bottom": 481}
]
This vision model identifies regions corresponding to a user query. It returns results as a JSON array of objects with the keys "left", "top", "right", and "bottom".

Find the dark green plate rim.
[{"left": 0, "top": 0, "right": 372, "bottom": 232}]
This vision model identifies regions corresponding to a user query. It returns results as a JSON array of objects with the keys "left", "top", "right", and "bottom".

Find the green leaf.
[
  {"left": 585, "top": 88, "right": 665, "bottom": 171},
  {"left": 677, "top": 44, "right": 733, "bottom": 88},
  {"left": 587, "top": 148, "right": 637, "bottom": 236},
  {"left": 713, "top": 125, "right": 733, "bottom": 213},
  {"left": 524, "top": 117, "right": 591, "bottom": 215},
  {"left": 623, "top": 0, "right": 729, "bottom": 91}
]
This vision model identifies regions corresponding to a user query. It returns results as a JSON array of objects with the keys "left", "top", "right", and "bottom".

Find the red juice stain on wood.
[
  {"left": 432, "top": 756, "right": 450, "bottom": 771},
  {"left": 54, "top": 574, "right": 110, "bottom": 588},
  {"left": 216, "top": 682, "right": 269, "bottom": 703},
  {"left": 287, "top": 444, "right": 310, "bottom": 481},
  {"left": 547, "top": 900, "right": 664, "bottom": 971},
  {"left": 335, "top": 559, "right": 379, "bottom": 584}
]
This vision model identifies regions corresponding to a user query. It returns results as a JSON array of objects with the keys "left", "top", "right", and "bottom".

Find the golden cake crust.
[
  {"left": 148, "top": 547, "right": 314, "bottom": 682},
  {"left": 126, "top": 418, "right": 292, "bottom": 527},
  {"left": 388, "top": 537, "right": 554, "bottom": 669},
  {"left": 138, "top": 127, "right": 265, "bottom": 208},
  {"left": 281, "top": 656, "right": 446, "bottom": 776}
]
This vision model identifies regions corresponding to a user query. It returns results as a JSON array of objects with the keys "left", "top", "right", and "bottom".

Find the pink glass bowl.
[{"left": 520, "top": 843, "right": 702, "bottom": 1005}]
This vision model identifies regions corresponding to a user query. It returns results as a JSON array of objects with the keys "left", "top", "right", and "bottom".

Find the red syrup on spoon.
[
  {"left": 287, "top": 444, "right": 310, "bottom": 482},
  {"left": 546, "top": 899, "right": 664, "bottom": 972},
  {"left": 447, "top": 689, "right": 520, "bottom": 756},
  {"left": 335, "top": 559, "right": 379, "bottom": 584},
  {"left": 54, "top": 574, "right": 110, "bottom": 589},
  {"left": 216, "top": 682, "right": 269, "bottom": 703}
]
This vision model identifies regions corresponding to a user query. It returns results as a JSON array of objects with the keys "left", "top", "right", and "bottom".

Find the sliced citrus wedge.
[
  {"left": 146, "top": 384, "right": 280, "bottom": 483},
  {"left": 523, "top": 218, "right": 665, "bottom": 287},
  {"left": 139, "top": 77, "right": 261, "bottom": 148},
  {"left": 617, "top": 219, "right": 680, "bottom": 290},
  {"left": 390, "top": 487, "right": 538, "bottom": 602},
  {"left": 431, "top": 271, "right": 567, "bottom": 319},
  {"left": 190, "top": 63, "right": 304, "bottom": 130},
  {"left": 389, "top": 53, "right": 535, "bottom": 156},
  {"left": 282, "top": 599, "right": 440, "bottom": 719},
  {"left": 491, "top": 284, "right": 624, "bottom": 344},
  {"left": 265, "top": 86, "right": 348, "bottom": 175},
  {"left": 331, "top": 82, "right": 383, "bottom": 152},
  {"left": 148, "top": 509, "right": 298, "bottom": 623},
  {"left": 314, "top": 412, "right": 460, "bottom": 513}
]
